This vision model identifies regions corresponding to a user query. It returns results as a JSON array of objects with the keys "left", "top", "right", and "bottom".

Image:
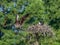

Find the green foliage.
[{"left": 0, "top": 0, "right": 60, "bottom": 45}]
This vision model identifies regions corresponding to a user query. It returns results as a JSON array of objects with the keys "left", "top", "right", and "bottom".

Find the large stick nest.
[{"left": 27, "top": 23, "right": 55, "bottom": 37}]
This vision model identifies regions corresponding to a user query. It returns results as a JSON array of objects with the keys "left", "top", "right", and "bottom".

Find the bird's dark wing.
[{"left": 20, "top": 13, "right": 30, "bottom": 25}]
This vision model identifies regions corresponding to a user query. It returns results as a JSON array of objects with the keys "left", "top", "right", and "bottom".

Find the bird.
[
  {"left": 14, "top": 14, "right": 20, "bottom": 29},
  {"left": 14, "top": 13, "right": 30, "bottom": 29},
  {"left": 13, "top": 13, "right": 30, "bottom": 34}
]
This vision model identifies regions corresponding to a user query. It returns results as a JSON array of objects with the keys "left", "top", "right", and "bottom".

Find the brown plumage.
[
  {"left": 14, "top": 13, "right": 30, "bottom": 28},
  {"left": 2, "top": 13, "right": 29, "bottom": 29},
  {"left": 20, "top": 13, "right": 30, "bottom": 25}
]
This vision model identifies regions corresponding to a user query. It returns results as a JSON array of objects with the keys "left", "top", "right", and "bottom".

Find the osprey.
[
  {"left": 14, "top": 14, "right": 20, "bottom": 28},
  {"left": 14, "top": 13, "right": 30, "bottom": 29}
]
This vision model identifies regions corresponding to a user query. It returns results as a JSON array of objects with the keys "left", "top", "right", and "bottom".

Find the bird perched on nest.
[{"left": 28, "top": 22, "right": 55, "bottom": 37}]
